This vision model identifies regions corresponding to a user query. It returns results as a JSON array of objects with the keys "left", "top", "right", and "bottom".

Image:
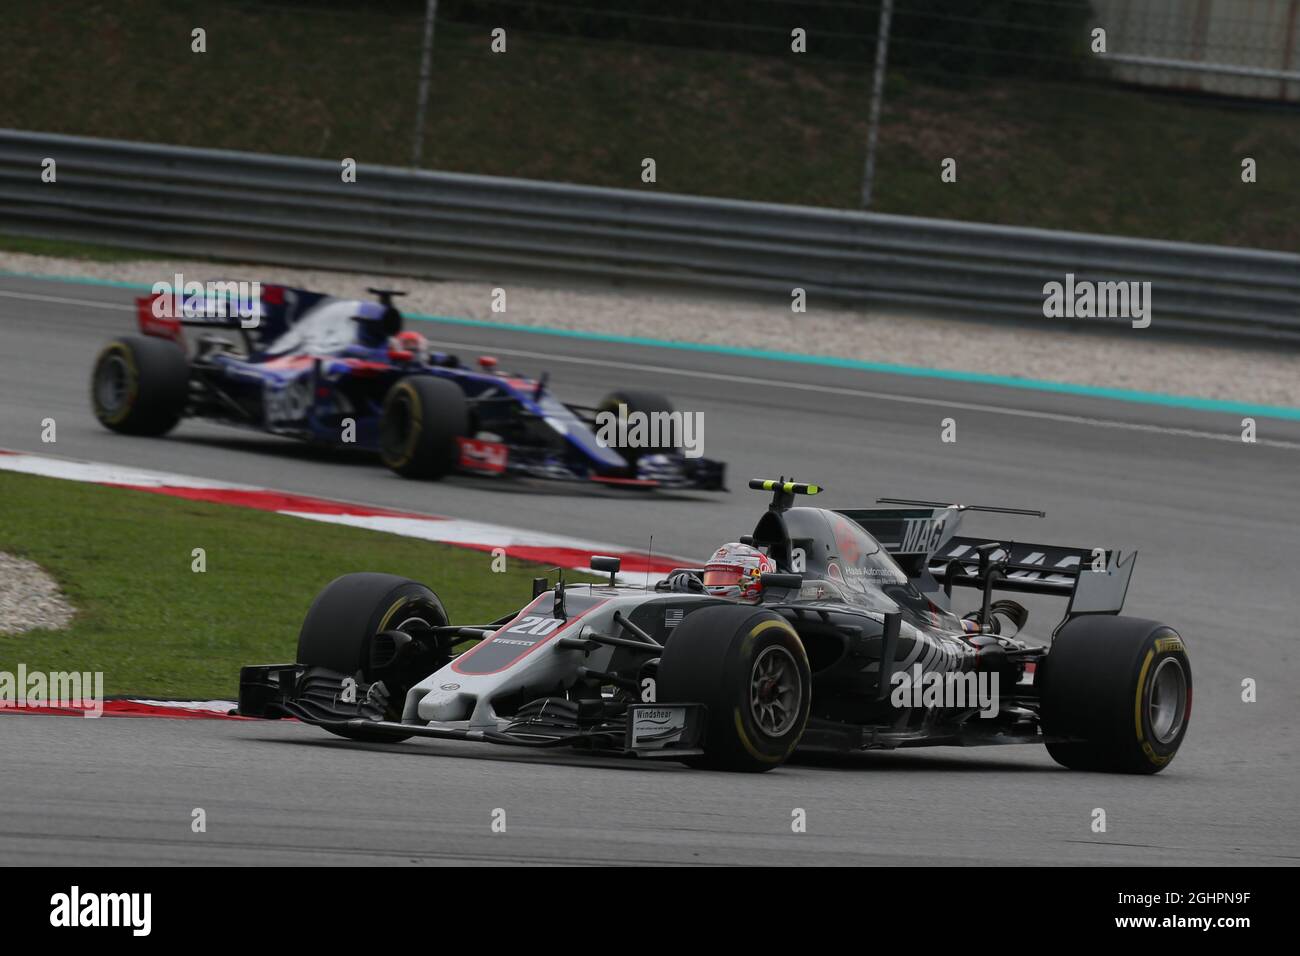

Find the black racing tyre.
[
  {"left": 297, "top": 573, "right": 450, "bottom": 742},
  {"left": 657, "top": 605, "right": 811, "bottom": 772},
  {"left": 597, "top": 388, "right": 677, "bottom": 466},
  {"left": 90, "top": 335, "right": 189, "bottom": 436},
  {"left": 379, "top": 376, "right": 469, "bottom": 479},
  {"left": 1038, "top": 615, "right": 1192, "bottom": 774}
]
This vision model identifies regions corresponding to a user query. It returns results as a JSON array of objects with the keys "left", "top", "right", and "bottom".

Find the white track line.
[
  {"left": 428, "top": 339, "right": 1300, "bottom": 451},
  {"left": 0, "top": 289, "right": 136, "bottom": 310},
  {"left": 5, "top": 286, "right": 1297, "bottom": 450}
]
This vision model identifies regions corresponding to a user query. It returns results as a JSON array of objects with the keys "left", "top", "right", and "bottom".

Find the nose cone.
[{"left": 417, "top": 688, "right": 474, "bottom": 722}]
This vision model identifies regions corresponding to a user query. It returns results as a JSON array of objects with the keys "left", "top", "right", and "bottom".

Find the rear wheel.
[
  {"left": 379, "top": 376, "right": 469, "bottom": 479},
  {"left": 90, "top": 335, "right": 189, "bottom": 435},
  {"left": 657, "top": 605, "right": 811, "bottom": 772},
  {"left": 297, "top": 572, "right": 450, "bottom": 742},
  {"left": 1039, "top": 615, "right": 1192, "bottom": 774}
]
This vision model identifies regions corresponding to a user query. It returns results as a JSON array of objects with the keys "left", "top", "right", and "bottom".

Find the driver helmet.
[
  {"left": 703, "top": 542, "right": 775, "bottom": 602},
  {"left": 391, "top": 330, "right": 429, "bottom": 363}
]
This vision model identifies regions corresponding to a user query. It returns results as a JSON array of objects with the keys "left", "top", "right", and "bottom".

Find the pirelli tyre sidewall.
[
  {"left": 297, "top": 573, "right": 449, "bottom": 737},
  {"left": 1039, "top": 615, "right": 1192, "bottom": 774},
  {"left": 90, "top": 335, "right": 189, "bottom": 436},
  {"left": 379, "top": 375, "right": 469, "bottom": 479},
  {"left": 657, "top": 605, "right": 811, "bottom": 772}
]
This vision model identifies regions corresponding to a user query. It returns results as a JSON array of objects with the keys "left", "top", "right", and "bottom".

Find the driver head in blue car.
[
  {"left": 703, "top": 542, "right": 775, "bottom": 603},
  {"left": 391, "top": 330, "right": 430, "bottom": 364}
]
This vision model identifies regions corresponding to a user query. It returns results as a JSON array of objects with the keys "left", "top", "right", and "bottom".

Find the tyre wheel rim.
[
  {"left": 95, "top": 355, "right": 129, "bottom": 413},
  {"left": 750, "top": 645, "right": 801, "bottom": 737},
  {"left": 380, "top": 394, "right": 413, "bottom": 458},
  {"left": 393, "top": 612, "right": 441, "bottom": 635},
  {"left": 1149, "top": 656, "right": 1188, "bottom": 744}
]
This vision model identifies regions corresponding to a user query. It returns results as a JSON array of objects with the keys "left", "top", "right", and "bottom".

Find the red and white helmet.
[
  {"left": 703, "top": 542, "right": 775, "bottom": 602},
  {"left": 391, "top": 330, "right": 430, "bottom": 362}
]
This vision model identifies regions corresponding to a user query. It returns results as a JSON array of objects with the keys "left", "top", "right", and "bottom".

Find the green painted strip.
[
  {"left": 8, "top": 268, "right": 1299, "bottom": 422},
  {"left": 401, "top": 310, "right": 1300, "bottom": 422}
]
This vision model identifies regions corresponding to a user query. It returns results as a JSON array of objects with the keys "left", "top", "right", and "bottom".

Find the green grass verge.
[
  {"left": 0, "top": 470, "right": 582, "bottom": 698},
  {"left": 0, "top": 233, "right": 156, "bottom": 263},
  {"left": 2, "top": 0, "right": 1296, "bottom": 251}
]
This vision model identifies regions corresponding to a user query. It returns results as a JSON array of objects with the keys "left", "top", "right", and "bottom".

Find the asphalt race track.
[{"left": 1, "top": 274, "right": 1297, "bottom": 865}]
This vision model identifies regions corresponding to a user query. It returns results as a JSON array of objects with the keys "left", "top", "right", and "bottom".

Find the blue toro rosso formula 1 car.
[{"left": 89, "top": 284, "right": 725, "bottom": 489}]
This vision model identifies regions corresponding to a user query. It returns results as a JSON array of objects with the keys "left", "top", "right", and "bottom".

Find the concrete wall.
[{"left": 1093, "top": 0, "right": 1300, "bottom": 101}]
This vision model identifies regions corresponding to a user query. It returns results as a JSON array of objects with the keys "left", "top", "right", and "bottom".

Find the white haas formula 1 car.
[{"left": 239, "top": 479, "right": 1192, "bottom": 773}]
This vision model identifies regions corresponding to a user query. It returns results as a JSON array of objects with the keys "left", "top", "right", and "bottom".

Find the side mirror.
[{"left": 590, "top": 555, "right": 621, "bottom": 587}]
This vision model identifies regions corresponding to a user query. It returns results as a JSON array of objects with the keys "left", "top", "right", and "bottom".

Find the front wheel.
[
  {"left": 657, "top": 605, "right": 811, "bottom": 772},
  {"left": 379, "top": 376, "right": 469, "bottom": 479},
  {"left": 297, "top": 572, "right": 450, "bottom": 742},
  {"left": 1039, "top": 615, "right": 1192, "bottom": 774}
]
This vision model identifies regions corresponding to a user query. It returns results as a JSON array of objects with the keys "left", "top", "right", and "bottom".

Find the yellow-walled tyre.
[
  {"left": 658, "top": 605, "right": 811, "bottom": 772},
  {"left": 379, "top": 376, "right": 469, "bottom": 479},
  {"left": 90, "top": 336, "right": 189, "bottom": 436},
  {"left": 1039, "top": 616, "right": 1191, "bottom": 774}
]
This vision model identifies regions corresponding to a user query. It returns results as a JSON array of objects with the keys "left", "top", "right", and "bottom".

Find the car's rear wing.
[
  {"left": 840, "top": 501, "right": 1136, "bottom": 616},
  {"left": 134, "top": 283, "right": 316, "bottom": 348},
  {"left": 928, "top": 536, "right": 1135, "bottom": 605}
]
